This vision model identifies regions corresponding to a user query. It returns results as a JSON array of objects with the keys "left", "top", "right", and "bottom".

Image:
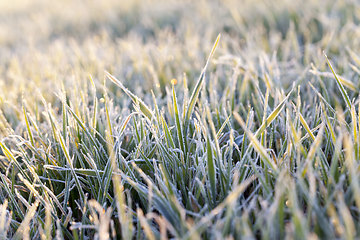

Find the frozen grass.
[{"left": 1, "top": 0, "right": 360, "bottom": 239}]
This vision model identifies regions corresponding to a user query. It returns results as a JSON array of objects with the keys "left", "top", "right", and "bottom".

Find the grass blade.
[
  {"left": 184, "top": 34, "right": 221, "bottom": 130},
  {"left": 106, "top": 72, "right": 153, "bottom": 121},
  {"left": 324, "top": 53, "right": 352, "bottom": 113}
]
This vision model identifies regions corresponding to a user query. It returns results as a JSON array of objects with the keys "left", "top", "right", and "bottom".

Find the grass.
[{"left": 1, "top": 0, "right": 360, "bottom": 239}]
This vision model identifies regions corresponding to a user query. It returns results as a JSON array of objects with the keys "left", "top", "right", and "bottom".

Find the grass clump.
[{"left": 1, "top": 0, "right": 360, "bottom": 239}]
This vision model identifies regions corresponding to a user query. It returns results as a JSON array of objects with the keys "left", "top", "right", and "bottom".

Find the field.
[{"left": 1, "top": 0, "right": 360, "bottom": 239}]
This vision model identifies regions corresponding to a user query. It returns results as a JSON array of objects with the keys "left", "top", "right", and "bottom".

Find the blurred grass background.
[{"left": 1, "top": 0, "right": 358, "bottom": 109}]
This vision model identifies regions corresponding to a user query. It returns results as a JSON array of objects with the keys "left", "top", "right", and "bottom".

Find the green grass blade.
[
  {"left": 106, "top": 72, "right": 154, "bottom": 120},
  {"left": 184, "top": 34, "right": 220, "bottom": 130},
  {"left": 324, "top": 53, "right": 352, "bottom": 113},
  {"left": 254, "top": 87, "right": 294, "bottom": 138},
  {"left": 206, "top": 136, "right": 216, "bottom": 206},
  {"left": 234, "top": 112, "right": 278, "bottom": 173},
  {"left": 172, "top": 85, "right": 185, "bottom": 156}
]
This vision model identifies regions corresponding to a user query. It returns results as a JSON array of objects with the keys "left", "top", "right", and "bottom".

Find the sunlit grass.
[{"left": 1, "top": 0, "right": 360, "bottom": 239}]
